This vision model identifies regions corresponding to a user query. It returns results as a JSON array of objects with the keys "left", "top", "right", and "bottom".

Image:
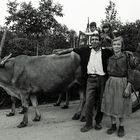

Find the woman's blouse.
[{"left": 107, "top": 52, "right": 136, "bottom": 78}]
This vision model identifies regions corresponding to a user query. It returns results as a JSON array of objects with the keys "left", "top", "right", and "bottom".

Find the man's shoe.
[
  {"left": 107, "top": 124, "right": 117, "bottom": 135},
  {"left": 80, "top": 125, "right": 93, "bottom": 132},
  {"left": 17, "top": 121, "right": 27, "bottom": 128},
  {"left": 95, "top": 123, "right": 102, "bottom": 130},
  {"left": 80, "top": 116, "right": 86, "bottom": 122},
  {"left": 118, "top": 126, "right": 125, "bottom": 137}
]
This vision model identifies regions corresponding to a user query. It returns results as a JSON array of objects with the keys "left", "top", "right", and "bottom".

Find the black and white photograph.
[{"left": 0, "top": 0, "right": 140, "bottom": 139}]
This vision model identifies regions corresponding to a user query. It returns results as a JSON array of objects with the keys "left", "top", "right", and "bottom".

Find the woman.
[{"left": 101, "top": 36, "right": 137, "bottom": 137}]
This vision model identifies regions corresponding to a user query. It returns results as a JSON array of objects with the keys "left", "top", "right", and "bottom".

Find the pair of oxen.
[{"left": 0, "top": 51, "right": 85, "bottom": 128}]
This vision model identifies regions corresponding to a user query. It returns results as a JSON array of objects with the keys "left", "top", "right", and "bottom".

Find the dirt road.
[{"left": 0, "top": 101, "right": 140, "bottom": 140}]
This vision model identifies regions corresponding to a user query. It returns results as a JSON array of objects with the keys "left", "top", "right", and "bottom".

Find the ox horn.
[
  {"left": 0, "top": 27, "right": 8, "bottom": 58},
  {"left": 0, "top": 53, "right": 12, "bottom": 65}
]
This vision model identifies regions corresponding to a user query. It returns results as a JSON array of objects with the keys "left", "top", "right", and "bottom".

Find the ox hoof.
[
  {"left": 54, "top": 103, "right": 60, "bottom": 106},
  {"left": 6, "top": 112, "right": 15, "bottom": 117},
  {"left": 72, "top": 113, "right": 80, "bottom": 120},
  {"left": 17, "top": 122, "right": 27, "bottom": 128},
  {"left": 19, "top": 110, "right": 24, "bottom": 114},
  {"left": 61, "top": 105, "right": 69, "bottom": 109},
  {"left": 33, "top": 115, "right": 41, "bottom": 122}
]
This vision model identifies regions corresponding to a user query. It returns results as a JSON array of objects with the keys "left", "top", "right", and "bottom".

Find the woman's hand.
[{"left": 123, "top": 83, "right": 132, "bottom": 98}]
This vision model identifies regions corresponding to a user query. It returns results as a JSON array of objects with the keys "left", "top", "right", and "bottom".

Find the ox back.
[{"left": 0, "top": 52, "right": 82, "bottom": 98}]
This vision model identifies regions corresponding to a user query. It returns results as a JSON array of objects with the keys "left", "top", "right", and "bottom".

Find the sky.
[{"left": 0, "top": 0, "right": 140, "bottom": 32}]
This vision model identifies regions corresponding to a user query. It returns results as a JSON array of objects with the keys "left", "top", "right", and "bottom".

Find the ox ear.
[{"left": 0, "top": 53, "right": 12, "bottom": 65}]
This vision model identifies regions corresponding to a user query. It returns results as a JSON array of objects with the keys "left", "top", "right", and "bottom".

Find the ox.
[{"left": 0, "top": 52, "right": 85, "bottom": 128}]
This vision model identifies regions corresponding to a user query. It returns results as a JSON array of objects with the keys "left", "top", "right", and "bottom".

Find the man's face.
[{"left": 90, "top": 36, "right": 100, "bottom": 49}]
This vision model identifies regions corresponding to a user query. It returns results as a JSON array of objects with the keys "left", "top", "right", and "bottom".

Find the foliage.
[
  {"left": 5, "top": 0, "right": 63, "bottom": 36},
  {"left": 2, "top": 0, "right": 76, "bottom": 56},
  {"left": 119, "top": 20, "right": 140, "bottom": 51},
  {"left": 101, "top": 0, "right": 140, "bottom": 52},
  {"left": 101, "top": 0, "right": 122, "bottom": 31}
]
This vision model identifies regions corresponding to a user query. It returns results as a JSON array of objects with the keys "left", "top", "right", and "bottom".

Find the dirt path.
[{"left": 0, "top": 101, "right": 140, "bottom": 140}]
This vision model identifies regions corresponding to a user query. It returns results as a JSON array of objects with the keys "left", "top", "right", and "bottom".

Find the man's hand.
[
  {"left": 79, "top": 31, "right": 85, "bottom": 35},
  {"left": 54, "top": 51, "right": 62, "bottom": 55},
  {"left": 54, "top": 48, "right": 73, "bottom": 55}
]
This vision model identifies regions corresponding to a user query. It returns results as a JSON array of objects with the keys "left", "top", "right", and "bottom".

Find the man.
[
  {"left": 74, "top": 31, "right": 113, "bottom": 132},
  {"left": 57, "top": 31, "right": 113, "bottom": 132}
]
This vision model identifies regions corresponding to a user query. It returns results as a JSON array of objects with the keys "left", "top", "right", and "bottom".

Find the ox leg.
[
  {"left": 17, "top": 106, "right": 28, "bottom": 128},
  {"left": 17, "top": 95, "right": 29, "bottom": 128},
  {"left": 18, "top": 106, "right": 24, "bottom": 114},
  {"left": 54, "top": 93, "right": 62, "bottom": 106},
  {"left": 72, "top": 87, "right": 86, "bottom": 120},
  {"left": 61, "top": 91, "right": 69, "bottom": 109},
  {"left": 30, "top": 95, "right": 41, "bottom": 122},
  {"left": 6, "top": 96, "right": 16, "bottom": 117}
]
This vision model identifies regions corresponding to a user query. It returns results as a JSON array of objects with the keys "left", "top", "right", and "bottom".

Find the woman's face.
[
  {"left": 112, "top": 40, "right": 122, "bottom": 54},
  {"left": 103, "top": 27, "right": 109, "bottom": 33}
]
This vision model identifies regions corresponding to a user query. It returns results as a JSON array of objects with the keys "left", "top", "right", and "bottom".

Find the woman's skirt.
[{"left": 101, "top": 76, "right": 132, "bottom": 118}]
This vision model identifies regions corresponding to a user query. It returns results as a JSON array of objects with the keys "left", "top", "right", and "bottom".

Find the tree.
[
  {"left": 3, "top": 0, "right": 75, "bottom": 56},
  {"left": 5, "top": 0, "right": 63, "bottom": 37},
  {"left": 119, "top": 20, "right": 140, "bottom": 51},
  {"left": 101, "top": 0, "right": 122, "bottom": 31}
]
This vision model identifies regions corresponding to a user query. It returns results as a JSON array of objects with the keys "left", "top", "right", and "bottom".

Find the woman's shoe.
[
  {"left": 118, "top": 126, "right": 125, "bottom": 137},
  {"left": 107, "top": 124, "right": 117, "bottom": 135},
  {"left": 80, "top": 116, "right": 86, "bottom": 122},
  {"left": 95, "top": 123, "right": 102, "bottom": 130}
]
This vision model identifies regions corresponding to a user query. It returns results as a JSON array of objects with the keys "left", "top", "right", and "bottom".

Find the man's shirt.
[{"left": 87, "top": 48, "right": 105, "bottom": 76}]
